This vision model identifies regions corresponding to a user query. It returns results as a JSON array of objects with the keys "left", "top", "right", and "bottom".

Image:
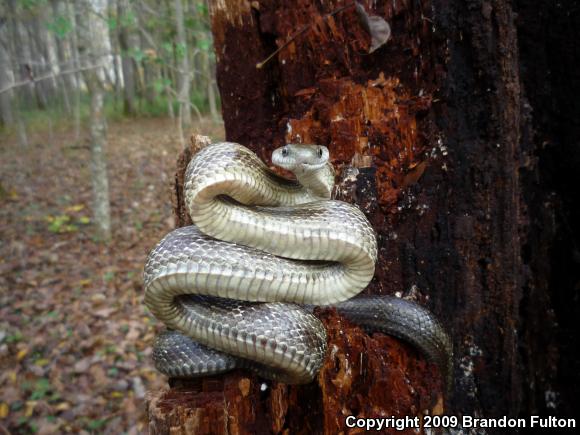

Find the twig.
[
  {"left": 0, "top": 64, "right": 105, "bottom": 95},
  {"left": 164, "top": 85, "right": 203, "bottom": 121}
]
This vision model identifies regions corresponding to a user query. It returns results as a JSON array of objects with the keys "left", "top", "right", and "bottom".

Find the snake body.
[{"left": 144, "top": 142, "right": 452, "bottom": 385}]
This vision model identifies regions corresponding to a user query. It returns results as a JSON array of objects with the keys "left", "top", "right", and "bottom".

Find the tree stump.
[
  {"left": 147, "top": 135, "right": 444, "bottom": 434},
  {"left": 147, "top": 0, "right": 580, "bottom": 432}
]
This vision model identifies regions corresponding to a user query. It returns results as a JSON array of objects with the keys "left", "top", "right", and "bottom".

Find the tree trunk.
[
  {"left": 0, "top": 23, "right": 14, "bottom": 127},
  {"left": 174, "top": 0, "right": 192, "bottom": 147},
  {"left": 6, "top": 0, "right": 35, "bottom": 111},
  {"left": 2, "top": 1, "right": 29, "bottom": 146},
  {"left": 201, "top": 48, "right": 219, "bottom": 121},
  {"left": 79, "top": 0, "right": 112, "bottom": 243},
  {"left": 50, "top": 0, "right": 73, "bottom": 115},
  {"left": 147, "top": 0, "right": 580, "bottom": 432},
  {"left": 118, "top": 0, "right": 138, "bottom": 116},
  {"left": 67, "top": 0, "right": 82, "bottom": 143}
]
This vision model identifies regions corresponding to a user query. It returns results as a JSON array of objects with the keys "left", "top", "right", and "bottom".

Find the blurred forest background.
[{"left": 0, "top": 0, "right": 224, "bottom": 433}]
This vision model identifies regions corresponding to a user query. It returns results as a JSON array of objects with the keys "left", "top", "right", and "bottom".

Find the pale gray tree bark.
[
  {"left": 2, "top": 1, "right": 29, "bottom": 146},
  {"left": 0, "top": 25, "right": 14, "bottom": 127},
  {"left": 6, "top": 0, "right": 35, "bottom": 109},
  {"left": 29, "top": 11, "right": 58, "bottom": 108},
  {"left": 174, "top": 0, "right": 191, "bottom": 146},
  {"left": 66, "top": 0, "right": 83, "bottom": 142},
  {"left": 79, "top": 0, "right": 112, "bottom": 242}
]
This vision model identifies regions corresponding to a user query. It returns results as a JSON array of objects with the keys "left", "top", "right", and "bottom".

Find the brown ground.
[{"left": 0, "top": 117, "right": 225, "bottom": 434}]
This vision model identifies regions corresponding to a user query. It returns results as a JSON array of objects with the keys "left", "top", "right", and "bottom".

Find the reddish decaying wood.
[
  {"left": 148, "top": 136, "right": 444, "bottom": 434},
  {"left": 147, "top": 303, "right": 444, "bottom": 434},
  {"left": 147, "top": 1, "right": 451, "bottom": 432},
  {"left": 146, "top": 0, "right": 558, "bottom": 429}
]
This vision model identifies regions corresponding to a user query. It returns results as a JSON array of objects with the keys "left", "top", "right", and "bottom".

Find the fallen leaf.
[
  {"left": 0, "top": 402, "right": 8, "bottom": 419},
  {"left": 55, "top": 402, "right": 71, "bottom": 412},
  {"left": 74, "top": 358, "right": 92, "bottom": 373},
  {"left": 16, "top": 348, "right": 28, "bottom": 361},
  {"left": 24, "top": 400, "right": 37, "bottom": 417},
  {"left": 94, "top": 307, "right": 117, "bottom": 318},
  {"left": 65, "top": 204, "right": 85, "bottom": 212}
]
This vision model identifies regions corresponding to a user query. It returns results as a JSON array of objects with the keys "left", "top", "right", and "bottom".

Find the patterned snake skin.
[{"left": 144, "top": 143, "right": 452, "bottom": 386}]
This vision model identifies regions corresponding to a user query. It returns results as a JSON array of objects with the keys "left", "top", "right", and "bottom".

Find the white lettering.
[
  {"left": 344, "top": 416, "right": 420, "bottom": 431},
  {"left": 530, "top": 416, "right": 576, "bottom": 428}
]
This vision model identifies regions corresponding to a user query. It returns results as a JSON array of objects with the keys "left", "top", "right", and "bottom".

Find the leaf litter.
[{"left": 0, "top": 117, "right": 225, "bottom": 434}]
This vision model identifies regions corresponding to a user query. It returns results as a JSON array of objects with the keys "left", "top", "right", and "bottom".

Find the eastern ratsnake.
[{"left": 144, "top": 143, "right": 452, "bottom": 386}]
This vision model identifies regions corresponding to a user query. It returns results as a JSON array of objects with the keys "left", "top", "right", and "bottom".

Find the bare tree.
[
  {"left": 117, "top": 0, "right": 138, "bottom": 115},
  {"left": 174, "top": 0, "right": 191, "bottom": 147},
  {"left": 0, "top": 20, "right": 14, "bottom": 127},
  {"left": 78, "top": 0, "right": 112, "bottom": 242},
  {"left": 50, "top": 0, "right": 73, "bottom": 115},
  {"left": 66, "top": 0, "right": 83, "bottom": 142}
]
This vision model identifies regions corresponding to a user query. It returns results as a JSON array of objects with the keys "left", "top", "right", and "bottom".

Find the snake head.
[{"left": 272, "top": 144, "right": 330, "bottom": 174}]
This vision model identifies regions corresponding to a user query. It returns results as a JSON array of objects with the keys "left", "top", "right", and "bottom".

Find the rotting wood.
[{"left": 147, "top": 0, "right": 577, "bottom": 431}]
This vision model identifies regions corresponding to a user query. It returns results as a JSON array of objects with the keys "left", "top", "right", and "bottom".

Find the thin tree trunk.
[
  {"left": 174, "top": 0, "right": 191, "bottom": 147},
  {"left": 15, "top": 116, "right": 29, "bottom": 148},
  {"left": 86, "top": 72, "right": 111, "bottom": 242},
  {"left": 117, "top": 0, "right": 137, "bottom": 116},
  {"left": 6, "top": 0, "right": 35, "bottom": 110},
  {"left": 24, "top": 20, "right": 49, "bottom": 110},
  {"left": 0, "top": 27, "right": 14, "bottom": 126},
  {"left": 50, "top": 0, "right": 73, "bottom": 115},
  {"left": 79, "top": 0, "right": 112, "bottom": 242},
  {"left": 164, "top": 66, "right": 174, "bottom": 119},
  {"left": 32, "top": 12, "right": 58, "bottom": 106},
  {"left": 2, "top": 2, "right": 29, "bottom": 147},
  {"left": 202, "top": 48, "right": 218, "bottom": 121},
  {"left": 67, "top": 0, "right": 82, "bottom": 142},
  {"left": 107, "top": 0, "right": 122, "bottom": 111}
]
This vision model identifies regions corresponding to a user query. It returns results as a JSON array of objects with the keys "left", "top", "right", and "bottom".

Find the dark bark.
[
  {"left": 148, "top": 0, "right": 580, "bottom": 432},
  {"left": 118, "top": 0, "right": 138, "bottom": 116},
  {"left": 514, "top": 0, "right": 580, "bottom": 417}
]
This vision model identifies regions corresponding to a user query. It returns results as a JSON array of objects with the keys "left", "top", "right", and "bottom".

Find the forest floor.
[{"left": 0, "top": 116, "right": 225, "bottom": 434}]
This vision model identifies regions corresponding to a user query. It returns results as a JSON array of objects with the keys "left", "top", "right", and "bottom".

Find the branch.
[
  {"left": 163, "top": 84, "right": 203, "bottom": 121},
  {"left": 0, "top": 64, "right": 105, "bottom": 95}
]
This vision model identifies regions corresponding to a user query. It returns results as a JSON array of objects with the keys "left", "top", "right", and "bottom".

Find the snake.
[{"left": 144, "top": 142, "right": 452, "bottom": 386}]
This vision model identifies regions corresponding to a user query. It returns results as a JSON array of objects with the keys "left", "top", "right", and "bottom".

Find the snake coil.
[{"left": 144, "top": 142, "right": 452, "bottom": 386}]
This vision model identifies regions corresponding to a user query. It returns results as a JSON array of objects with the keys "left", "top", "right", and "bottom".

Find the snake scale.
[{"left": 144, "top": 142, "right": 452, "bottom": 386}]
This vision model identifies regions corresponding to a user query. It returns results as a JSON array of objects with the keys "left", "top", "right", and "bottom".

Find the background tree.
[
  {"left": 0, "top": 0, "right": 220, "bottom": 240},
  {"left": 78, "top": 0, "right": 112, "bottom": 242},
  {"left": 117, "top": 0, "right": 138, "bottom": 116},
  {"left": 174, "top": 0, "right": 192, "bottom": 146}
]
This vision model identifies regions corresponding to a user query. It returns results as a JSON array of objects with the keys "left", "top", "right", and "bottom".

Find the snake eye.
[
  {"left": 317, "top": 147, "right": 323, "bottom": 158},
  {"left": 281, "top": 147, "right": 288, "bottom": 157}
]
